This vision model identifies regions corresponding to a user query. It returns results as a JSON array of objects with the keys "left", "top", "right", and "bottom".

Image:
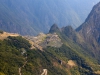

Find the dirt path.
[
  {"left": 41, "top": 69, "right": 48, "bottom": 75},
  {"left": 18, "top": 54, "right": 27, "bottom": 75},
  {"left": 19, "top": 67, "right": 21, "bottom": 75}
]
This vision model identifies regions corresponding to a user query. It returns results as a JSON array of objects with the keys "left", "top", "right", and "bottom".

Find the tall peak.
[
  {"left": 76, "top": 2, "right": 100, "bottom": 45},
  {"left": 76, "top": 2, "right": 100, "bottom": 32},
  {"left": 49, "top": 24, "right": 60, "bottom": 33},
  {"left": 85, "top": 2, "right": 100, "bottom": 22}
]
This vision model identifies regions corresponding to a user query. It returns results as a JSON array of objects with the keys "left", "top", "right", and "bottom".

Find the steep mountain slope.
[
  {"left": 76, "top": 2, "right": 100, "bottom": 39},
  {"left": 0, "top": 0, "right": 99, "bottom": 35},
  {"left": 76, "top": 2, "right": 100, "bottom": 61}
]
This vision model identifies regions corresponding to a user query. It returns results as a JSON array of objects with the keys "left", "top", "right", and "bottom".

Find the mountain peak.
[
  {"left": 62, "top": 26, "right": 74, "bottom": 35},
  {"left": 62, "top": 26, "right": 74, "bottom": 31},
  {"left": 77, "top": 2, "right": 100, "bottom": 33},
  {"left": 49, "top": 24, "right": 60, "bottom": 33},
  {"left": 85, "top": 2, "right": 100, "bottom": 22},
  {"left": 76, "top": 2, "right": 100, "bottom": 49}
]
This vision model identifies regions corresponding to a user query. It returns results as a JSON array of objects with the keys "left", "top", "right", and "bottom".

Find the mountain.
[
  {"left": 1, "top": 1, "right": 100, "bottom": 75},
  {"left": 76, "top": 2, "right": 100, "bottom": 38},
  {"left": 76, "top": 2, "right": 100, "bottom": 61},
  {"left": 49, "top": 24, "right": 60, "bottom": 33},
  {"left": 0, "top": 0, "right": 99, "bottom": 35}
]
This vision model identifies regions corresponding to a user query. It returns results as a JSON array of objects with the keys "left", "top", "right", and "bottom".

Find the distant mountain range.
[{"left": 0, "top": 0, "right": 99, "bottom": 35}]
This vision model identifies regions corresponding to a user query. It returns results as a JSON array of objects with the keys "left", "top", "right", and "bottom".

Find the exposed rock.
[
  {"left": 76, "top": 2, "right": 100, "bottom": 59},
  {"left": 76, "top": 2, "right": 100, "bottom": 42}
]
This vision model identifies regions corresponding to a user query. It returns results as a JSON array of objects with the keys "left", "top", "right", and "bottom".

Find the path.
[
  {"left": 18, "top": 54, "right": 27, "bottom": 75},
  {"left": 41, "top": 69, "right": 48, "bottom": 75}
]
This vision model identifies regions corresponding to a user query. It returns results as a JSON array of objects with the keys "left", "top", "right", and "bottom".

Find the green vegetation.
[
  {"left": 0, "top": 40, "right": 24, "bottom": 75},
  {"left": 0, "top": 25, "right": 100, "bottom": 75},
  {"left": 1, "top": 1, "right": 100, "bottom": 74},
  {"left": 7, "top": 36, "right": 31, "bottom": 49},
  {"left": 49, "top": 23, "right": 100, "bottom": 74},
  {"left": 45, "top": 46, "right": 94, "bottom": 75},
  {"left": 0, "top": 33, "right": 100, "bottom": 75},
  {"left": 0, "top": 36, "right": 31, "bottom": 75},
  {"left": 0, "top": 36, "right": 68, "bottom": 75}
]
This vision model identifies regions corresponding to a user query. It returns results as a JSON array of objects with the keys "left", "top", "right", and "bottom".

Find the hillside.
[
  {"left": 0, "top": 0, "right": 99, "bottom": 35},
  {"left": 0, "top": 31, "right": 100, "bottom": 75}
]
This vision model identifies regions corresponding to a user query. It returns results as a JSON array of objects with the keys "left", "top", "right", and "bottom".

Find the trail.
[
  {"left": 19, "top": 67, "right": 21, "bottom": 75},
  {"left": 18, "top": 54, "right": 27, "bottom": 75},
  {"left": 41, "top": 69, "right": 48, "bottom": 75}
]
